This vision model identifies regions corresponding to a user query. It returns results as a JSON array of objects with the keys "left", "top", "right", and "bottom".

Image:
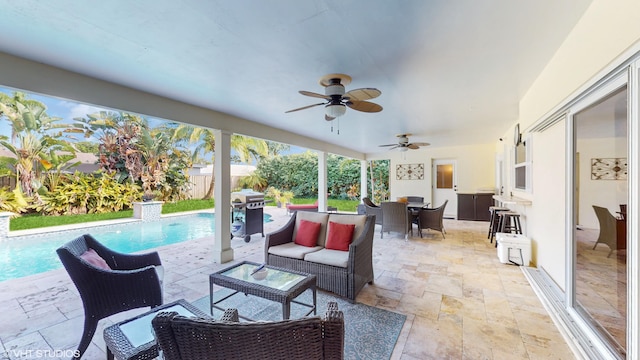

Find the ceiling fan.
[
  {"left": 379, "top": 134, "right": 430, "bottom": 151},
  {"left": 285, "top": 73, "right": 383, "bottom": 121}
]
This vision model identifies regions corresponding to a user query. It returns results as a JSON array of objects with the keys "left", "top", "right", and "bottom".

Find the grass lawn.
[
  {"left": 9, "top": 199, "right": 216, "bottom": 231},
  {"left": 282, "top": 198, "right": 359, "bottom": 212},
  {"left": 9, "top": 198, "right": 359, "bottom": 231}
]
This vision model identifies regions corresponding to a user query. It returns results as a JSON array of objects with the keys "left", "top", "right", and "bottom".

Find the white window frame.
[{"left": 513, "top": 133, "right": 532, "bottom": 192}]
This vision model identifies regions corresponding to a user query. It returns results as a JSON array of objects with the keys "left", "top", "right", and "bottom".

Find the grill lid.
[{"left": 231, "top": 190, "right": 264, "bottom": 204}]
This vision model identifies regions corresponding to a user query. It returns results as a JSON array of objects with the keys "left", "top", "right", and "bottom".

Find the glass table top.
[
  {"left": 119, "top": 304, "right": 198, "bottom": 348},
  {"left": 221, "top": 263, "right": 307, "bottom": 292}
]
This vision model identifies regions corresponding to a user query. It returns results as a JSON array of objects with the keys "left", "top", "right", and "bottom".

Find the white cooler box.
[{"left": 496, "top": 233, "right": 531, "bottom": 266}]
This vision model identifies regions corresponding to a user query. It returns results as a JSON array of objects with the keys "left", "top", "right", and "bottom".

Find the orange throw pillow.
[
  {"left": 326, "top": 221, "right": 355, "bottom": 251},
  {"left": 80, "top": 248, "right": 111, "bottom": 270},
  {"left": 294, "top": 219, "right": 322, "bottom": 247}
]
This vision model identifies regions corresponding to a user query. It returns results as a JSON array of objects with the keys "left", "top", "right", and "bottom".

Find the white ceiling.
[{"left": 0, "top": 0, "right": 592, "bottom": 155}]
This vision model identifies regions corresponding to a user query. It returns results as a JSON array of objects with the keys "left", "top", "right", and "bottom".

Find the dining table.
[
  {"left": 407, "top": 202, "right": 430, "bottom": 210},
  {"left": 405, "top": 202, "right": 430, "bottom": 235}
]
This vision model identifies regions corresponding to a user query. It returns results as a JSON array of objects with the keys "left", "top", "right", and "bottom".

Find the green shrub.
[{"left": 39, "top": 171, "right": 141, "bottom": 215}]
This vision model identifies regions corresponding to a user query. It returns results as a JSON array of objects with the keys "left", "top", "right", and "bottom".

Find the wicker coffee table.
[
  {"left": 209, "top": 261, "right": 316, "bottom": 321},
  {"left": 103, "top": 299, "right": 209, "bottom": 360}
]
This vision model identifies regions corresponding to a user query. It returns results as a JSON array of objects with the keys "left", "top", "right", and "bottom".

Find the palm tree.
[
  {"left": 0, "top": 91, "right": 73, "bottom": 197},
  {"left": 173, "top": 125, "right": 268, "bottom": 199}
]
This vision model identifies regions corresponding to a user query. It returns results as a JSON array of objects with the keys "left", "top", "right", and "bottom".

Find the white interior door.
[{"left": 432, "top": 159, "right": 457, "bottom": 218}]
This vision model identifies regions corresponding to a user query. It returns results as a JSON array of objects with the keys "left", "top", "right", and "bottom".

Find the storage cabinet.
[{"left": 457, "top": 193, "right": 494, "bottom": 221}]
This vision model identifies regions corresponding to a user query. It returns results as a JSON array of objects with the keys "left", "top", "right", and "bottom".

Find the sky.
[
  {"left": 0, "top": 85, "right": 168, "bottom": 142},
  {"left": 0, "top": 85, "right": 304, "bottom": 159}
]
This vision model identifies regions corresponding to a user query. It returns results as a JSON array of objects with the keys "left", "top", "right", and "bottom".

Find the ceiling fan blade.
[
  {"left": 325, "top": 114, "right": 336, "bottom": 121},
  {"left": 378, "top": 144, "right": 397, "bottom": 147},
  {"left": 299, "top": 90, "right": 330, "bottom": 99},
  {"left": 411, "top": 142, "right": 431, "bottom": 147},
  {"left": 346, "top": 100, "right": 383, "bottom": 113},
  {"left": 285, "top": 102, "right": 325, "bottom": 113},
  {"left": 343, "top": 88, "right": 381, "bottom": 101},
  {"left": 407, "top": 144, "right": 420, "bottom": 150},
  {"left": 387, "top": 145, "right": 399, "bottom": 150}
]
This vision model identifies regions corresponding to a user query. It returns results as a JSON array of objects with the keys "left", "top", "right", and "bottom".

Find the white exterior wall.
[
  {"left": 369, "top": 143, "right": 495, "bottom": 205},
  {"left": 528, "top": 123, "right": 566, "bottom": 287},
  {"left": 502, "top": 0, "right": 640, "bottom": 291}
]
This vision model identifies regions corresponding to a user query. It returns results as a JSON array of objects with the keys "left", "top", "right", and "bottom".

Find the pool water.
[{"left": 0, "top": 213, "right": 272, "bottom": 282}]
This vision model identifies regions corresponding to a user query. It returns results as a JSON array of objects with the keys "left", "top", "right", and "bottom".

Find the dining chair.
[
  {"left": 362, "top": 197, "right": 383, "bottom": 226},
  {"left": 380, "top": 201, "right": 410, "bottom": 239},
  {"left": 406, "top": 196, "right": 424, "bottom": 203},
  {"left": 592, "top": 205, "right": 618, "bottom": 257},
  {"left": 417, "top": 200, "right": 448, "bottom": 239}
]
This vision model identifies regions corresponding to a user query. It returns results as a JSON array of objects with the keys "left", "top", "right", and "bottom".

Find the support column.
[
  {"left": 360, "top": 160, "right": 368, "bottom": 200},
  {"left": 317, "top": 151, "right": 327, "bottom": 212},
  {"left": 213, "top": 129, "right": 234, "bottom": 263}
]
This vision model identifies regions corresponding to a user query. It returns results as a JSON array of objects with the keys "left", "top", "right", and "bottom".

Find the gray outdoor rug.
[{"left": 191, "top": 288, "right": 406, "bottom": 360}]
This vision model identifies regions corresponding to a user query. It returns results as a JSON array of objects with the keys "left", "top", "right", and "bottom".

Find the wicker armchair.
[
  {"left": 57, "top": 234, "right": 163, "bottom": 359},
  {"left": 417, "top": 200, "right": 448, "bottom": 239},
  {"left": 362, "top": 197, "right": 383, "bottom": 225},
  {"left": 152, "top": 302, "right": 345, "bottom": 360},
  {"left": 592, "top": 205, "right": 618, "bottom": 257},
  {"left": 380, "top": 201, "right": 410, "bottom": 239}
]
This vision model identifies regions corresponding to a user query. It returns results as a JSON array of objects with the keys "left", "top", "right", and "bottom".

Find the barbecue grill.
[{"left": 230, "top": 190, "right": 265, "bottom": 242}]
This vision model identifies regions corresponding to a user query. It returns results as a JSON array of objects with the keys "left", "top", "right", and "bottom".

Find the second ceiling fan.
[
  {"left": 285, "top": 73, "right": 383, "bottom": 121},
  {"left": 379, "top": 134, "right": 430, "bottom": 151}
]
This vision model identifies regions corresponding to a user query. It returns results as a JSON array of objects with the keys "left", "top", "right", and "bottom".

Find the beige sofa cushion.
[
  {"left": 304, "top": 248, "right": 349, "bottom": 268},
  {"left": 268, "top": 242, "right": 323, "bottom": 259},
  {"left": 293, "top": 212, "right": 330, "bottom": 247},
  {"left": 327, "top": 214, "right": 367, "bottom": 242}
]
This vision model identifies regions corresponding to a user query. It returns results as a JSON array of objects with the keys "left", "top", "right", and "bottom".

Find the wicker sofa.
[
  {"left": 152, "top": 302, "right": 344, "bottom": 360},
  {"left": 265, "top": 212, "right": 375, "bottom": 302}
]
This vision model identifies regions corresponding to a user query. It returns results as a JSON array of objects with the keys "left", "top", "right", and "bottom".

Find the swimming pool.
[{"left": 0, "top": 213, "right": 272, "bottom": 282}]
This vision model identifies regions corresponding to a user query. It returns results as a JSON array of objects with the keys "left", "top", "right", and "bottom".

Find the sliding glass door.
[{"left": 571, "top": 78, "right": 628, "bottom": 357}]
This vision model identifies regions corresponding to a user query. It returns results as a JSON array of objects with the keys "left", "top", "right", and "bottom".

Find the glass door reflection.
[{"left": 573, "top": 86, "right": 627, "bottom": 353}]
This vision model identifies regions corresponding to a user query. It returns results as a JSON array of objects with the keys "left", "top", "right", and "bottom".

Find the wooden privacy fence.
[
  {"left": 0, "top": 177, "right": 16, "bottom": 190},
  {"left": 188, "top": 175, "right": 212, "bottom": 199},
  {"left": 188, "top": 175, "right": 245, "bottom": 199}
]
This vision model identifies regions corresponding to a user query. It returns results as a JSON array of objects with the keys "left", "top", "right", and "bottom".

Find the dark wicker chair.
[
  {"left": 57, "top": 234, "right": 163, "bottom": 359},
  {"left": 417, "top": 200, "right": 448, "bottom": 239},
  {"left": 380, "top": 201, "right": 410, "bottom": 239},
  {"left": 405, "top": 196, "right": 424, "bottom": 203},
  {"left": 362, "top": 197, "right": 383, "bottom": 226},
  {"left": 152, "top": 302, "right": 345, "bottom": 360}
]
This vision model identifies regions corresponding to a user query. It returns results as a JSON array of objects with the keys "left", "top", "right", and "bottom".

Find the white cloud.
[{"left": 59, "top": 101, "right": 110, "bottom": 121}]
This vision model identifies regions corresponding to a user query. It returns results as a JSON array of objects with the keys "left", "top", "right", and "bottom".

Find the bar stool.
[
  {"left": 496, "top": 211, "right": 523, "bottom": 247},
  {"left": 488, "top": 206, "right": 509, "bottom": 242}
]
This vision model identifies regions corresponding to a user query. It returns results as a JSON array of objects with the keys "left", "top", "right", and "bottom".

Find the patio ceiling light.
[{"left": 325, "top": 103, "right": 347, "bottom": 118}]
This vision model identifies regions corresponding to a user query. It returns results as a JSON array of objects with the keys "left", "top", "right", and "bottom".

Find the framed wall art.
[
  {"left": 396, "top": 163, "right": 424, "bottom": 180},
  {"left": 591, "top": 158, "right": 627, "bottom": 180}
]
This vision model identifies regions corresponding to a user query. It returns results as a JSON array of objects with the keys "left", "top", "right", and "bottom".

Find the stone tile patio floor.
[{"left": 0, "top": 207, "right": 576, "bottom": 359}]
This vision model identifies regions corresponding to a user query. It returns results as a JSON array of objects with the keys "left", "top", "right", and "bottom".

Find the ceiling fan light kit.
[
  {"left": 379, "top": 133, "right": 430, "bottom": 151},
  {"left": 325, "top": 103, "right": 346, "bottom": 118},
  {"left": 285, "top": 73, "right": 382, "bottom": 122}
]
